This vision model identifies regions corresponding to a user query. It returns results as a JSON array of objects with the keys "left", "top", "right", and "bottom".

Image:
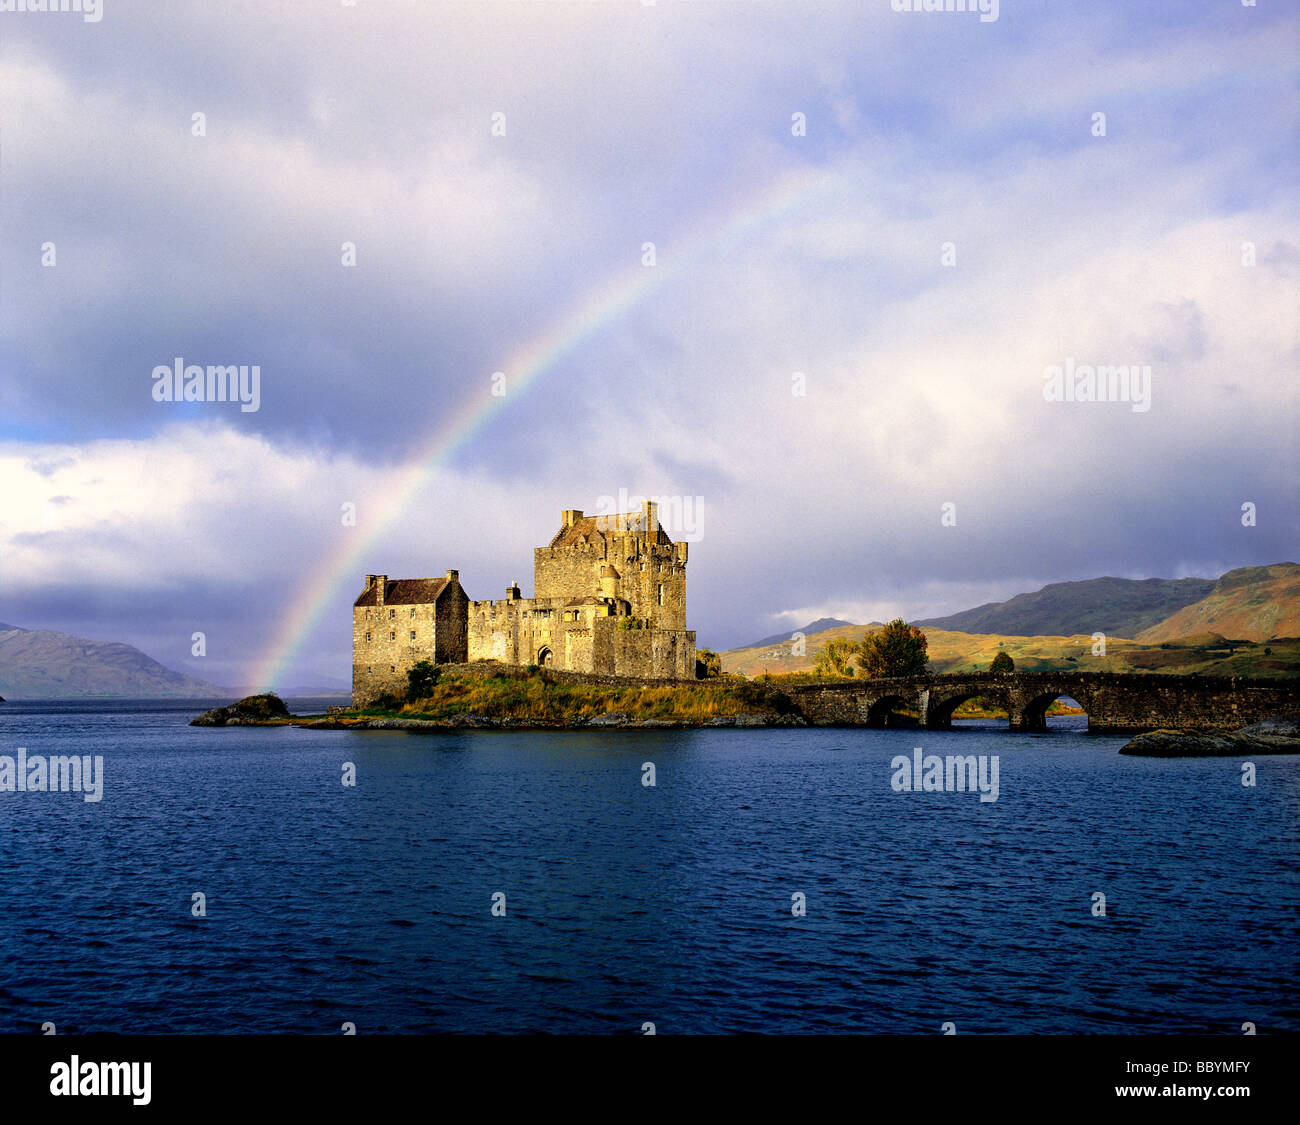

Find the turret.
[{"left": 600, "top": 564, "right": 620, "bottom": 601}]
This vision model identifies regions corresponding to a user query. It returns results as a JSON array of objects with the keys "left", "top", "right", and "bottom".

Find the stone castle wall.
[
  {"left": 352, "top": 601, "right": 439, "bottom": 704},
  {"left": 434, "top": 584, "right": 470, "bottom": 664},
  {"left": 464, "top": 599, "right": 694, "bottom": 680}
]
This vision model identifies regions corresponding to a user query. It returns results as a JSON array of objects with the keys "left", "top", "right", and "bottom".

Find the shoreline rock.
[
  {"left": 1119, "top": 713, "right": 1300, "bottom": 757},
  {"left": 328, "top": 710, "right": 804, "bottom": 731}
]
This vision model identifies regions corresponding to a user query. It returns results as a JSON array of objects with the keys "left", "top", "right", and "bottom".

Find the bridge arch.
[
  {"left": 1012, "top": 688, "right": 1090, "bottom": 732},
  {"left": 925, "top": 686, "right": 1013, "bottom": 729},
  {"left": 866, "top": 694, "right": 915, "bottom": 727}
]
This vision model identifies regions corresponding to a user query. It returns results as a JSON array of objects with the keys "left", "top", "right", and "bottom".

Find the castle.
[{"left": 351, "top": 501, "right": 697, "bottom": 703}]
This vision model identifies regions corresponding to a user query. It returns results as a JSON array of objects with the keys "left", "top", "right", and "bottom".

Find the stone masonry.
[
  {"left": 352, "top": 501, "right": 696, "bottom": 704},
  {"left": 780, "top": 671, "right": 1300, "bottom": 734}
]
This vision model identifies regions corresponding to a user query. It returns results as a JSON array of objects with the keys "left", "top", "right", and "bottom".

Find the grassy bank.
[{"left": 356, "top": 670, "right": 794, "bottom": 723}]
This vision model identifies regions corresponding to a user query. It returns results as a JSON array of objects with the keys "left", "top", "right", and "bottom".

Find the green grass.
[{"left": 352, "top": 671, "right": 794, "bottom": 723}]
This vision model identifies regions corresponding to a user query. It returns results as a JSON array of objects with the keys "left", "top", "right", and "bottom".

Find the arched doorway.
[{"left": 537, "top": 646, "right": 553, "bottom": 667}]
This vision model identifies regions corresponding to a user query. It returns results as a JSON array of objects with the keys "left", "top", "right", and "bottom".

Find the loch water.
[{"left": 0, "top": 699, "right": 1295, "bottom": 1035}]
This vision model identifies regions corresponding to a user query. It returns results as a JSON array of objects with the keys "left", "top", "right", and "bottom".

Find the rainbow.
[{"left": 249, "top": 159, "right": 850, "bottom": 692}]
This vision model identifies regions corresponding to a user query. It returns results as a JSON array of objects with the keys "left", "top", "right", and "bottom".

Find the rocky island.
[{"left": 191, "top": 666, "right": 806, "bottom": 731}]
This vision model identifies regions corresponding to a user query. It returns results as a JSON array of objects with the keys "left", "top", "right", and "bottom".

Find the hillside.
[
  {"left": 916, "top": 576, "right": 1215, "bottom": 639},
  {"left": 720, "top": 620, "right": 1300, "bottom": 680},
  {"left": 0, "top": 623, "right": 226, "bottom": 699},
  {"left": 1135, "top": 564, "right": 1300, "bottom": 644},
  {"left": 742, "top": 617, "right": 855, "bottom": 650}
]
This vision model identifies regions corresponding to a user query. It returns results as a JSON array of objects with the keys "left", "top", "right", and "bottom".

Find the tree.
[
  {"left": 814, "top": 636, "right": 858, "bottom": 678},
  {"left": 858, "top": 619, "right": 929, "bottom": 678},
  {"left": 406, "top": 660, "right": 441, "bottom": 700},
  {"left": 696, "top": 650, "right": 722, "bottom": 678},
  {"left": 989, "top": 651, "right": 1014, "bottom": 674}
]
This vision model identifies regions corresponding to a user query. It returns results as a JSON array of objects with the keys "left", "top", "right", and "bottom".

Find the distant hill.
[
  {"left": 916, "top": 576, "right": 1215, "bottom": 639},
  {"left": 0, "top": 623, "right": 226, "bottom": 699},
  {"left": 719, "top": 620, "right": 1300, "bottom": 680},
  {"left": 721, "top": 562, "right": 1300, "bottom": 680},
  {"left": 1135, "top": 564, "right": 1300, "bottom": 643},
  {"left": 741, "top": 617, "right": 855, "bottom": 650}
]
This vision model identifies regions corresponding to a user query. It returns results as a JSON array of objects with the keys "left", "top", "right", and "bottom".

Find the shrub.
[
  {"left": 858, "top": 619, "right": 929, "bottom": 678},
  {"left": 406, "top": 660, "right": 441, "bottom": 700},
  {"left": 696, "top": 650, "right": 722, "bottom": 678},
  {"left": 989, "top": 651, "right": 1015, "bottom": 674},
  {"left": 814, "top": 636, "right": 858, "bottom": 677}
]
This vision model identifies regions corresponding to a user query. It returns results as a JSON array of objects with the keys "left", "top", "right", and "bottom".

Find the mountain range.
[
  {"left": 724, "top": 563, "right": 1300, "bottom": 679},
  {"left": 915, "top": 576, "right": 1216, "bottom": 639},
  {"left": 0, "top": 624, "right": 225, "bottom": 699}
]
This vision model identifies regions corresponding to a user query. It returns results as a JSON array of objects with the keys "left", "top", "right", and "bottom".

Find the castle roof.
[
  {"left": 600, "top": 564, "right": 620, "bottom": 578},
  {"left": 354, "top": 577, "right": 450, "bottom": 607},
  {"left": 549, "top": 512, "right": 671, "bottom": 549}
]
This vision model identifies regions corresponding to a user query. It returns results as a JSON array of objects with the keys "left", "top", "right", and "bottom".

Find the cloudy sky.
[{"left": 1, "top": 0, "right": 1296, "bottom": 690}]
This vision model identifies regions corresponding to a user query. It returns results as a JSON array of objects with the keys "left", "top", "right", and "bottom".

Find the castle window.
[
  {"left": 658, "top": 584, "right": 664, "bottom": 606},
  {"left": 390, "top": 631, "right": 396, "bottom": 641},
  {"left": 410, "top": 630, "right": 416, "bottom": 640},
  {"left": 410, "top": 608, "right": 416, "bottom": 617},
  {"left": 365, "top": 632, "right": 371, "bottom": 641},
  {"left": 390, "top": 665, "right": 395, "bottom": 673},
  {"left": 388, "top": 609, "right": 395, "bottom": 619}
]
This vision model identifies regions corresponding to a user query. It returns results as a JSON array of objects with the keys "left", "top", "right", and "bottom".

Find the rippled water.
[{"left": 0, "top": 699, "right": 1295, "bottom": 1034}]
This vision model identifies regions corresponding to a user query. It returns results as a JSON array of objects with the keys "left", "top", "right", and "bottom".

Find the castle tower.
[{"left": 534, "top": 501, "right": 687, "bottom": 630}]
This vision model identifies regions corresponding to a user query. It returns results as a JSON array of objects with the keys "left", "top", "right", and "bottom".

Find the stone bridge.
[{"left": 778, "top": 672, "right": 1300, "bottom": 734}]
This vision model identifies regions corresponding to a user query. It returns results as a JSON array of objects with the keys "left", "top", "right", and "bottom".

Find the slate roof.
[
  {"left": 354, "top": 577, "right": 449, "bottom": 607},
  {"left": 549, "top": 512, "right": 671, "bottom": 548}
]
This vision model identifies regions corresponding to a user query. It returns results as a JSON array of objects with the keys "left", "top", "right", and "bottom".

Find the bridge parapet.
[{"left": 777, "top": 672, "right": 1300, "bottom": 733}]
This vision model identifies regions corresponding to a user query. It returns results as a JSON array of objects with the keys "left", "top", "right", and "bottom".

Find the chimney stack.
[
  {"left": 371, "top": 574, "right": 387, "bottom": 607},
  {"left": 562, "top": 509, "right": 583, "bottom": 528}
]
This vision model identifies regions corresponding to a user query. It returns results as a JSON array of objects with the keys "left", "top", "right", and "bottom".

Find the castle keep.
[{"left": 352, "top": 501, "right": 697, "bottom": 703}]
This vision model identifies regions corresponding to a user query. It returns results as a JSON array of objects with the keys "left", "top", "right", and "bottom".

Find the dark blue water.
[{"left": 0, "top": 699, "right": 1295, "bottom": 1034}]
